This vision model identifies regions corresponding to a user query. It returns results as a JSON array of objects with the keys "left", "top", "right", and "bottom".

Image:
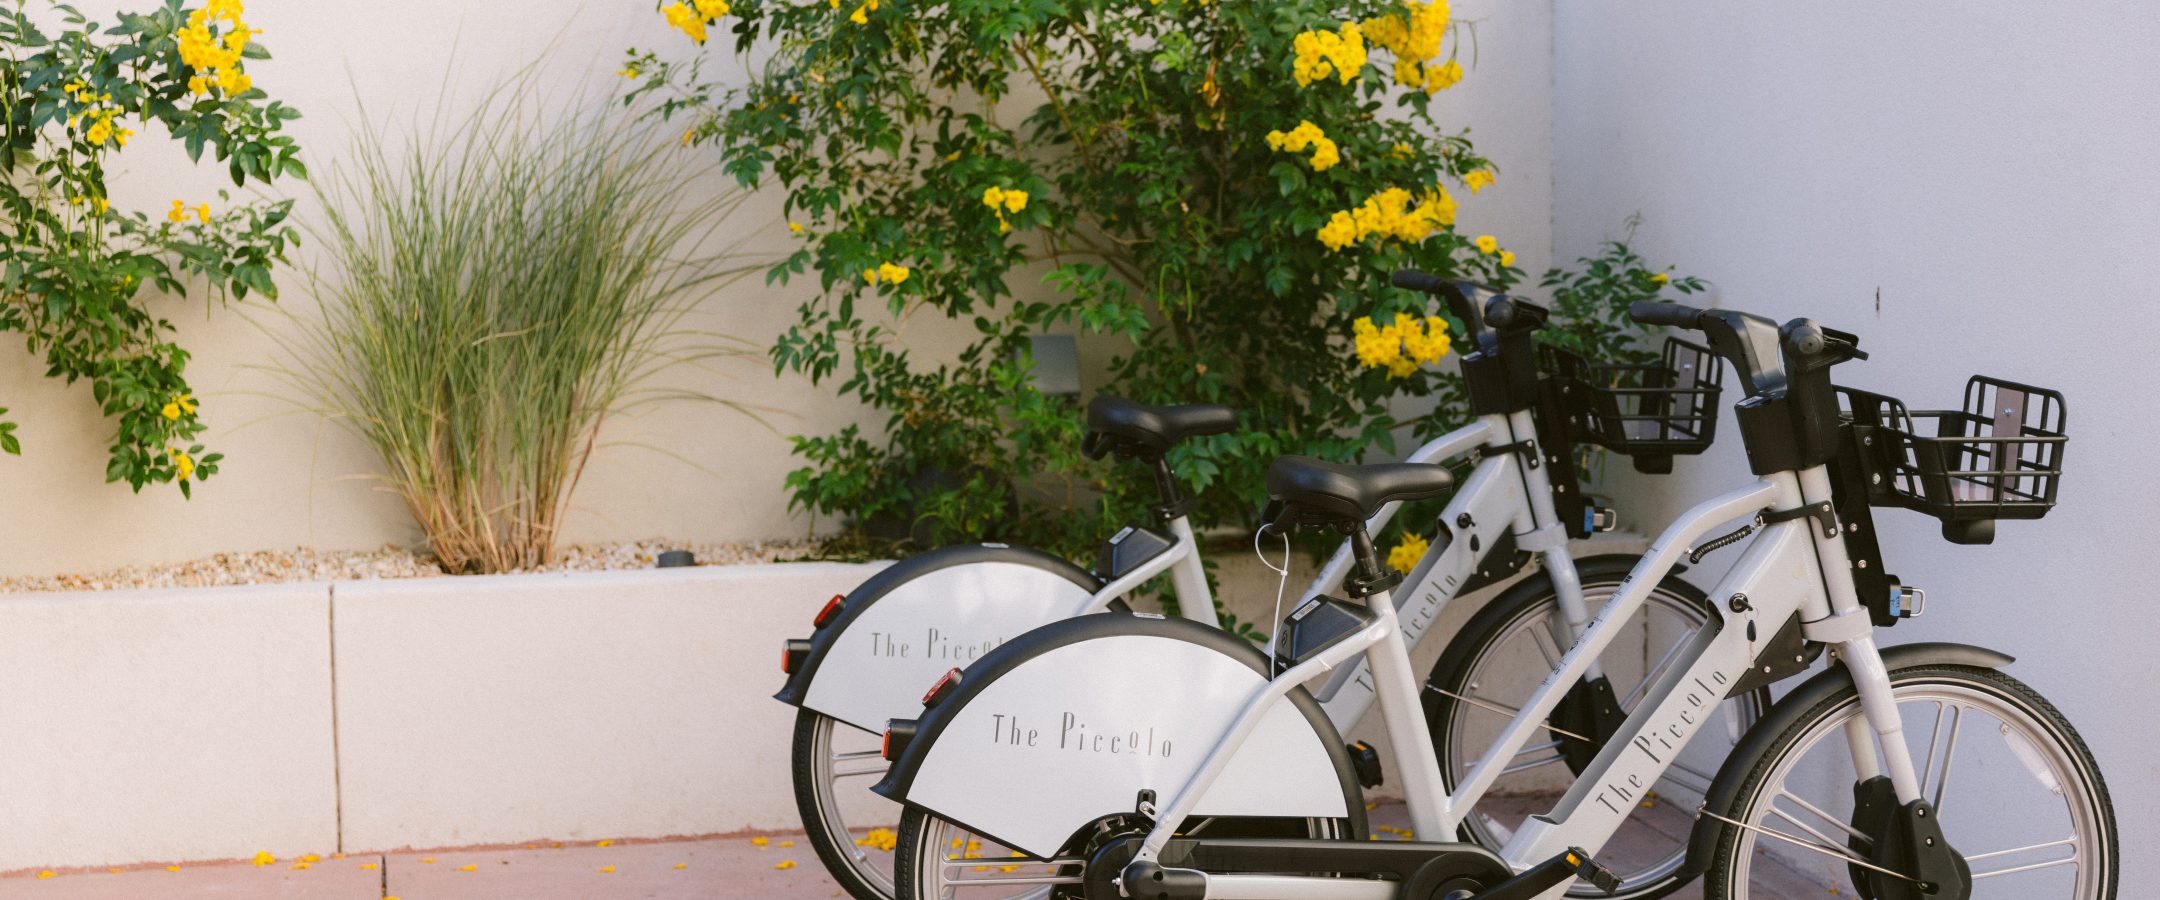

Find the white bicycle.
[
  {"left": 779, "top": 278, "right": 1756, "bottom": 900},
  {"left": 874, "top": 298, "right": 2114, "bottom": 900}
]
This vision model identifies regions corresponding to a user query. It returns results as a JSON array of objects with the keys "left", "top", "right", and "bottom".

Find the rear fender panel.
[
  {"left": 875, "top": 614, "right": 1364, "bottom": 859},
  {"left": 776, "top": 544, "right": 1100, "bottom": 732}
]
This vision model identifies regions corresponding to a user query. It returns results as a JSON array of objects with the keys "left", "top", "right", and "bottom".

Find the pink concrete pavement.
[
  {"left": 0, "top": 833, "right": 849, "bottom": 899},
  {"left": 0, "top": 800, "right": 1837, "bottom": 898}
]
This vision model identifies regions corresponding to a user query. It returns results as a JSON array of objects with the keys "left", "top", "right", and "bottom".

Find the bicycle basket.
[
  {"left": 1546, "top": 337, "right": 1726, "bottom": 470},
  {"left": 1838, "top": 376, "right": 2066, "bottom": 530}
]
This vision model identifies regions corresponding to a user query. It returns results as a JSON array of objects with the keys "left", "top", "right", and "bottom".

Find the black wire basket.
[
  {"left": 1546, "top": 338, "right": 1726, "bottom": 473},
  {"left": 1838, "top": 376, "right": 2066, "bottom": 530}
]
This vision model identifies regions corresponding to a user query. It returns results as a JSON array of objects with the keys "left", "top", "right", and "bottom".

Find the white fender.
[
  {"left": 781, "top": 545, "right": 1099, "bottom": 733},
  {"left": 877, "top": 616, "right": 1355, "bottom": 859}
]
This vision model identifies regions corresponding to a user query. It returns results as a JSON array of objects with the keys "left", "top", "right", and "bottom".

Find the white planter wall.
[{"left": 0, "top": 563, "right": 883, "bottom": 872}]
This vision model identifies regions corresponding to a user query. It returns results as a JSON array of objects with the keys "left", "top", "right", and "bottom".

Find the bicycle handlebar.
[
  {"left": 1628, "top": 300, "right": 1709, "bottom": 329},
  {"left": 1390, "top": 270, "right": 1452, "bottom": 294}
]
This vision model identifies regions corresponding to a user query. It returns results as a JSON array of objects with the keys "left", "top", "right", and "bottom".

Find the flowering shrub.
[
  {"left": 1, "top": 0, "right": 303, "bottom": 495},
  {"left": 632, "top": 0, "right": 1524, "bottom": 556}
]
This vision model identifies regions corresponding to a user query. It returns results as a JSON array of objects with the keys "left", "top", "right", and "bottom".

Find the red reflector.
[
  {"left": 814, "top": 594, "right": 846, "bottom": 628},
  {"left": 781, "top": 646, "right": 790, "bottom": 674},
  {"left": 881, "top": 729, "right": 894, "bottom": 761},
  {"left": 922, "top": 667, "right": 963, "bottom": 707},
  {"left": 782, "top": 639, "right": 813, "bottom": 675}
]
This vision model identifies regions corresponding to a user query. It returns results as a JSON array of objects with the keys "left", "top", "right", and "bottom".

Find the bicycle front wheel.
[{"left": 1703, "top": 663, "right": 2117, "bottom": 899}]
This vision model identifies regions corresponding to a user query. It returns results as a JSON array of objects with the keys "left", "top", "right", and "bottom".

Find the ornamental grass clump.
[{"left": 288, "top": 83, "right": 753, "bottom": 574}]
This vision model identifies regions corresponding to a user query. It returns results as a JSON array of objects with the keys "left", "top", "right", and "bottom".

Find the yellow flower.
[
  {"left": 1426, "top": 59, "right": 1464, "bottom": 93},
  {"left": 1464, "top": 168, "right": 1495, "bottom": 194},
  {"left": 1402, "top": 315, "right": 1451, "bottom": 363},
  {"left": 1388, "top": 142, "right": 1414, "bottom": 159},
  {"left": 170, "top": 448, "right": 196, "bottom": 482},
  {"left": 849, "top": 3, "right": 869, "bottom": 24},
  {"left": 169, "top": 200, "right": 188, "bottom": 223},
  {"left": 788, "top": 222, "right": 804, "bottom": 234},
  {"left": 1266, "top": 120, "right": 1340, "bottom": 172},
  {"left": 877, "top": 262, "right": 912, "bottom": 285},
  {"left": 694, "top": 0, "right": 732, "bottom": 19},
  {"left": 162, "top": 402, "right": 181, "bottom": 421},
  {"left": 663, "top": 3, "right": 708, "bottom": 42},
  {"left": 1292, "top": 22, "right": 1367, "bottom": 87},
  {"left": 1317, "top": 210, "right": 1359, "bottom": 251},
  {"left": 189, "top": 75, "right": 211, "bottom": 95},
  {"left": 1474, "top": 234, "right": 1498, "bottom": 255},
  {"left": 196, "top": 203, "right": 212, "bottom": 224},
  {"left": 981, "top": 186, "right": 1006, "bottom": 209},
  {"left": 856, "top": 827, "right": 898, "bottom": 851},
  {"left": 863, "top": 268, "right": 880, "bottom": 285},
  {"left": 1650, "top": 272, "right": 1671, "bottom": 285},
  {"left": 1499, "top": 250, "right": 1516, "bottom": 267},
  {"left": 1388, "top": 533, "right": 1430, "bottom": 573},
  {"left": 1000, "top": 189, "right": 1028, "bottom": 213},
  {"left": 252, "top": 851, "right": 274, "bottom": 866}
]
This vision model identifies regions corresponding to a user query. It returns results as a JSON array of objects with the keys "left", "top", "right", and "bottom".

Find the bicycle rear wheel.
[{"left": 1425, "top": 556, "right": 1769, "bottom": 900}]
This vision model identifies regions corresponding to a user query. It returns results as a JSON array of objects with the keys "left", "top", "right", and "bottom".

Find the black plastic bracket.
[
  {"left": 1727, "top": 611, "right": 1823, "bottom": 697},
  {"left": 1764, "top": 500, "right": 1838, "bottom": 539},
  {"left": 1344, "top": 568, "right": 1404, "bottom": 599},
  {"left": 1477, "top": 439, "right": 1540, "bottom": 468}
]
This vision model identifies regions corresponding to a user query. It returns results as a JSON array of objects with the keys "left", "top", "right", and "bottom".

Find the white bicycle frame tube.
[
  {"left": 1067, "top": 411, "right": 1596, "bottom": 737},
  {"left": 1128, "top": 462, "right": 1929, "bottom": 900}
]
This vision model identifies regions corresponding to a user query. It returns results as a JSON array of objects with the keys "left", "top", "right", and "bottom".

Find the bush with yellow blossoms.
[
  {"left": 628, "top": 0, "right": 1525, "bottom": 559},
  {"left": 2, "top": 0, "right": 306, "bottom": 495}
]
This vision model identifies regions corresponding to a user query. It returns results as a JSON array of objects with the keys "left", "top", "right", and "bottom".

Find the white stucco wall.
[
  {"left": 1554, "top": 1, "right": 2159, "bottom": 883},
  {"left": 0, "top": 1, "right": 1557, "bottom": 579}
]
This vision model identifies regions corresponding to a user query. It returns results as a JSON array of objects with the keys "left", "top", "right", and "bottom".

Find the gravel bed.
[{"left": 0, "top": 538, "right": 820, "bottom": 594}]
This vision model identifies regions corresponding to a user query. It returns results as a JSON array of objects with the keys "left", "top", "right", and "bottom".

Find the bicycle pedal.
[
  {"left": 1461, "top": 846, "right": 1619, "bottom": 900},
  {"left": 1561, "top": 848, "right": 1621, "bottom": 896}
]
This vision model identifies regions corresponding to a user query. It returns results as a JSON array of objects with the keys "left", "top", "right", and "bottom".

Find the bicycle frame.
[
  {"left": 1066, "top": 407, "right": 1598, "bottom": 740},
  {"left": 1123, "top": 462, "right": 1921, "bottom": 900}
]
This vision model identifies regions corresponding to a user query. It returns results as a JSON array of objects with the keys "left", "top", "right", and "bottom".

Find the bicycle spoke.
[
  {"left": 833, "top": 749, "right": 890, "bottom": 778},
  {"left": 1697, "top": 807, "right": 1911, "bottom": 881},
  {"left": 1766, "top": 802, "right": 1860, "bottom": 853},
  {"left": 1466, "top": 739, "right": 1564, "bottom": 770},
  {"left": 1933, "top": 704, "right": 1965, "bottom": 811},
  {"left": 1531, "top": 624, "right": 1564, "bottom": 669},
  {"left": 1501, "top": 751, "right": 1567, "bottom": 776},
  {"left": 1424, "top": 685, "right": 1593, "bottom": 743},
  {"left": 1619, "top": 635, "right": 1690, "bottom": 710},
  {"left": 1772, "top": 790, "right": 1870, "bottom": 845},
  {"left": 1657, "top": 761, "right": 1716, "bottom": 797},
  {"left": 1918, "top": 701, "right": 1945, "bottom": 792},
  {"left": 1970, "top": 841, "right": 2080, "bottom": 880}
]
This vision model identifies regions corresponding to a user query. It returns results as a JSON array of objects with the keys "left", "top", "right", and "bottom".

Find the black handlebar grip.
[
  {"left": 1392, "top": 270, "right": 1451, "bottom": 294},
  {"left": 1628, "top": 300, "right": 1707, "bottom": 329}
]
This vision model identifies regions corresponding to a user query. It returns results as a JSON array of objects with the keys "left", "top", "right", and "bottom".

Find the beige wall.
[{"left": 0, "top": 1, "right": 1556, "bottom": 578}]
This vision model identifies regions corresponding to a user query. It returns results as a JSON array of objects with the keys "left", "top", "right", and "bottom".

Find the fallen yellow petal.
[
  {"left": 252, "top": 851, "right": 275, "bottom": 866},
  {"left": 459, "top": 864, "right": 477, "bottom": 872},
  {"left": 750, "top": 836, "right": 768, "bottom": 847},
  {"left": 774, "top": 860, "right": 797, "bottom": 870},
  {"left": 109, "top": 868, "right": 122, "bottom": 873},
  {"left": 600, "top": 866, "right": 616, "bottom": 874},
  {"left": 674, "top": 863, "right": 688, "bottom": 869},
  {"left": 291, "top": 863, "right": 310, "bottom": 870},
  {"left": 37, "top": 871, "right": 55, "bottom": 879},
  {"left": 166, "top": 866, "right": 181, "bottom": 873},
  {"left": 597, "top": 840, "right": 614, "bottom": 848},
  {"left": 777, "top": 841, "right": 794, "bottom": 848},
  {"left": 301, "top": 854, "right": 322, "bottom": 863},
  {"left": 360, "top": 863, "right": 379, "bottom": 870}
]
